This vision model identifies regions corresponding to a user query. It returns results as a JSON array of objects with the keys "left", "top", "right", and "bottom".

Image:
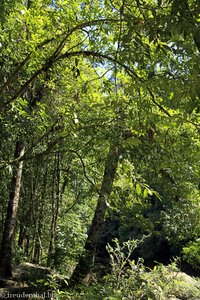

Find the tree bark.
[
  {"left": 0, "top": 141, "right": 25, "bottom": 277},
  {"left": 32, "top": 165, "right": 48, "bottom": 264},
  {"left": 47, "top": 152, "right": 60, "bottom": 267},
  {"left": 70, "top": 142, "right": 119, "bottom": 285}
]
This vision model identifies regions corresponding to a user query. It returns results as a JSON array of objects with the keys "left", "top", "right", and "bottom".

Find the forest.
[{"left": 0, "top": 0, "right": 200, "bottom": 299}]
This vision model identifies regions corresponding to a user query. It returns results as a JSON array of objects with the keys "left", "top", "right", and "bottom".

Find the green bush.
[
  {"left": 50, "top": 239, "right": 200, "bottom": 299},
  {"left": 182, "top": 239, "right": 200, "bottom": 269}
]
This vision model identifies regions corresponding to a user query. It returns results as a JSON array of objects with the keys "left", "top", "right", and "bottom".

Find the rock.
[
  {"left": 0, "top": 263, "right": 52, "bottom": 299},
  {"left": 17, "top": 262, "right": 51, "bottom": 282},
  {"left": 176, "top": 272, "right": 200, "bottom": 288}
]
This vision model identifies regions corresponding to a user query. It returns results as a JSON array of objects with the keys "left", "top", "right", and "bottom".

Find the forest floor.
[
  {"left": 0, "top": 263, "right": 200, "bottom": 299},
  {"left": 0, "top": 263, "right": 54, "bottom": 299}
]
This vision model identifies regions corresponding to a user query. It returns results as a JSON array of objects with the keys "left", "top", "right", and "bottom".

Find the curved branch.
[
  {"left": 69, "top": 149, "right": 96, "bottom": 188},
  {"left": 57, "top": 50, "right": 140, "bottom": 79},
  {"left": 0, "top": 18, "right": 121, "bottom": 97},
  {"left": 0, "top": 49, "right": 140, "bottom": 111},
  {"left": 147, "top": 87, "right": 171, "bottom": 117},
  {"left": 0, "top": 53, "right": 31, "bottom": 95}
]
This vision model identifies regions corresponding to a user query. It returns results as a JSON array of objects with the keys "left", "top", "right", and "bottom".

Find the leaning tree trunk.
[
  {"left": 0, "top": 140, "right": 25, "bottom": 277},
  {"left": 70, "top": 142, "right": 119, "bottom": 285}
]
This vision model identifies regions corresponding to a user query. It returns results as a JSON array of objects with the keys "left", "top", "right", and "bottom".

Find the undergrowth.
[{"left": 41, "top": 239, "right": 200, "bottom": 300}]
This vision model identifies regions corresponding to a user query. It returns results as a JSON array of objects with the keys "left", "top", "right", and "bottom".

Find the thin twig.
[
  {"left": 147, "top": 87, "right": 171, "bottom": 117},
  {"left": 69, "top": 149, "right": 95, "bottom": 188}
]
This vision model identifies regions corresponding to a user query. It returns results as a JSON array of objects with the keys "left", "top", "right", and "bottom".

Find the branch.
[
  {"left": 0, "top": 49, "right": 140, "bottom": 111},
  {"left": 0, "top": 18, "right": 121, "bottom": 97},
  {"left": 57, "top": 50, "right": 140, "bottom": 79},
  {"left": 84, "top": 67, "right": 115, "bottom": 85},
  {"left": 0, "top": 118, "right": 115, "bottom": 169},
  {"left": 0, "top": 37, "right": 57, "bottom": 96},
  {"left": 0, "top": 53, "right": 31, "bottom": 95},
  {"left": 69, "top": 149, "right": 95, "bottom": 187},
  {"left": 0, "top": 66, "right": 49, "bottom": 111},
  {"left": 0, "top": 136, "right": 63, "bottom": 170},
  {"left": 51, "top": 18, "right": 121, "bottom": 58},
  {"left": 64, "top": 200, "right": 78, "bottom": 214},
  {"left": 147, "top": 87, "right": 171, "bottom": 117},
  {"left": 0, "top": 20, "right": 124, "bottom": 111}
]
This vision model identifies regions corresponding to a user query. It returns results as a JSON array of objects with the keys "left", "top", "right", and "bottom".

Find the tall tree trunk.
[
  {"left": 70, "top": 142, "right": 119, "bottom": 285},
  {"left": 47, "top": 152, "right": 60, "bottom": 267},
  {"left": 33, "top": 164, "right": 48, "bottom": 264},
  {"left": 0, "top": 140, "right": 25, "bottom": 277},
  {"left": 30, "top": 161, "right": 38, "bottom": 263},
  {"left": 18, "top": 225, "right": 29, "bottom": 255},
  {"left": 18, "top": 206, "right": 31, "bottom": 259}
]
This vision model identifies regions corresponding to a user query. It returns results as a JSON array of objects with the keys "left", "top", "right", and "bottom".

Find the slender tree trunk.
[
  {"left": 30, "top": 163, "right": 38, "bottom": 263},
  {"left": 33, "top": 165, "right": 48, "bottom": 264},
  {"left": 47, "top": 152, "right": 60, "bottom": 267},
  {"left": 0, "top": 140, "right": 25, "bottom": 277},
  {"left": 18, "top": 207, "right": 31, "bottom": 258},
  {"left": 18, "top": 225, "right": 28, "bottom": 254},
  {"left": 70, "top": 142, "right": 119, "bottom": 285}
]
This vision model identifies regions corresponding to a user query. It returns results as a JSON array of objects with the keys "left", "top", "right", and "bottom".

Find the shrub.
[{"left": 182, "top": 239, "right": 200, "bottom": 269}]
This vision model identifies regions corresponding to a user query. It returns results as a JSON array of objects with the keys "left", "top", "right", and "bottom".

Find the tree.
[
  {"left": 70, "top": 141, "right": 120, "bottom": 284},
  {"left": 0, "top": 141, "right": 25, "bottom": 277},
  {"left": 0, "top": 0, "right": 199, "bottom": 282}
]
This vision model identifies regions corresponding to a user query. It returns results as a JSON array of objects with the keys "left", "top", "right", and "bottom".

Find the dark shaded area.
[{"left": 93, "top": 211, "right": 200, "bottom": 279}]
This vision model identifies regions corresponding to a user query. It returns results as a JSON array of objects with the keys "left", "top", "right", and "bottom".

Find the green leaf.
[
  {"left": 143, "top": 188, "right": 148, "bottom": 198},
  {"left": 136, "top": 183, "right": 142, "bottom": 195}
]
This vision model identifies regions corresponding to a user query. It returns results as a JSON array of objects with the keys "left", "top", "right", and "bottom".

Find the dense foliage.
[{"left": 0, "top": 0, "right": 199, "bottom": 297}]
